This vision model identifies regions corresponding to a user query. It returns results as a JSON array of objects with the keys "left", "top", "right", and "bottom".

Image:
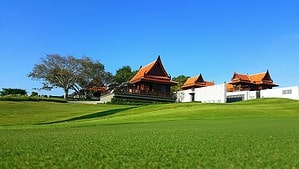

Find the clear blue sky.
[{"left": 1, "top": 0, "right": 299, "bottom": 96}]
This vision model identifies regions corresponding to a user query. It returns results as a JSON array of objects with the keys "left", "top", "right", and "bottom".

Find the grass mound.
[{"left": 0, "top": 98, "right": 299, "bottom": 168}]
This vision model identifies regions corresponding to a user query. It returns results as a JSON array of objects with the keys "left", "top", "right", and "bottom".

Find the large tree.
[
  {"left": 28, "top": 54, "right": 112, "bottom": 99},
  {"left": 114, "top": 66, "right": 137, "bottom": 84},
  {"left": 72, "top": 56, "right": 114, "bottom": 98}
]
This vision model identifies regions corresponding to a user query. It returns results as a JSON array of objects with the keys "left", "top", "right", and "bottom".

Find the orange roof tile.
[
  {"left": 229, "top": 70, "right": 278, "bottom": 87},
  {"left": 205, "top": 81, "right": 215, "bottom": 86},
  {"left": 226, "top": 83, "right": 234, "bottom": 92},
  {"left": 129, "top": 56, "right": 177, "bottom": 85},
  {"left": 181, "top": 74, "right": 214, "bottom": 89},
  {"left": 230, "top": 73, "right": 251, "bottom": 83},
  {"left": 130, "top": 61, "right": 156, "bottom": 83},
  {"left": 249, "top": 72, "right": 267, "bottom": 83}
]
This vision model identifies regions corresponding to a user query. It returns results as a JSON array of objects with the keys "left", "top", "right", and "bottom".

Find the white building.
[
  {"left": 177, "top": 84, "right": 299, "bottom": 103},
  {"left": 260, "top": 86, "right": 299, "bottom": 100},
  {"left": 177, "top": 83, "right": 226, "bottom": 103}
]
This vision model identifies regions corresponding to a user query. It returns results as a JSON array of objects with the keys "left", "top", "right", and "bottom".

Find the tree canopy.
[
  {"left": 171, "top": 75, "right": 189, "bottom": 92},
  {"left": 28, "top": 54, "right": 113, "bottom": 99},
  {"left": 0, "top": 88, "right": 27, "bottom": 96},
  {"left": 114, "top": 66, "right": 137, "bottom": 84}
]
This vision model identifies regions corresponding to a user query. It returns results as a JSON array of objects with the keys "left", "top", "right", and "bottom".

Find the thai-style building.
[
  {"left": 228, "top": 70, "right": 278, "bottom": 92},
  {"left": 100, "top": 56, "right": 178, "bottom": 103},
  {"left": 181, "top": 74, "right": 214, "bottom": 90},
  {"left": 128, "top": 56, "right": 178, "bottom": 97}
]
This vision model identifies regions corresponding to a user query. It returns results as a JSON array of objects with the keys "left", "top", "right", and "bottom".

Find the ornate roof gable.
[
  {"left": 129, "top": 56, "right": 176, "bottom": 85},
  {"left": 146, "top": 56, "right": 170, "bottom": 78},
  {"left": 229, "top": 70, "right": 278, "bottom": 86},
  {"left": 181, "top": 74, "right": 214, "bottom": 89},
  {"left": 231, "top": 72, "right": 251, "bottom": 83},
  {"left": 249, "top": 70, "right": 272, "bottom": 83}
]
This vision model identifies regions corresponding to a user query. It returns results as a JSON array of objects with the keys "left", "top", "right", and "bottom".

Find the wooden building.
[
  {"left": 100, "top": 56, "right": 178, "bottom": 103},
  {"left": 228, "top": 70, "right": 278, "bottom": 92},
  {"left": 128, "top": 56, "right": 178, "bottom": 97},
  {"left": 181, "top": 74, "right": 214, "bottom": 90}
]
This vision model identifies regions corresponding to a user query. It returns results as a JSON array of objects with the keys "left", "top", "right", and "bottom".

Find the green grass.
[
  {"left": 0, "top": 101, "right": 133, "bottom": 126},
  {"left": 0, "top": 98, "right": 299, "bottom": 168}
]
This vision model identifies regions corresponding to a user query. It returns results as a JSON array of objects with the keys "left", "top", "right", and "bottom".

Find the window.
[
  {"left": 282, "top": 89, "right": 292, "bottom": 95},
  {"left": 161, "top": 85, "right": 166, "bottom": 94}
]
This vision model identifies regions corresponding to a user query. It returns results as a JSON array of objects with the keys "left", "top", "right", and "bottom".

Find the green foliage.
[
  {"left": 28, "top": 54, "right": 113, "bottom": 99},
  {"left": 114, "top": 65, "right": 137, "bottom": 84},
  {"left": 0, "top": 95, "right": 66, "bottom": 103},
  {"left": 171, "top": 75, "right": 189, "bottom": 92},
  {"left": 110, "top": 97, "right": 166, "bottom": 105},
  {"left": 0, "top": 99, "right": 299, "bottom": 168},
  {"left": 0, "top": 88, "right": 27, "bottom": 96},
  {"left": 31, "top": 91, "right": 38, "bottom": 96}
]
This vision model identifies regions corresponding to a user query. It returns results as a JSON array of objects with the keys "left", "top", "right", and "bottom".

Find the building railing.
[{"left": 102, "top": 87, "right": 176, "bottom": 98}]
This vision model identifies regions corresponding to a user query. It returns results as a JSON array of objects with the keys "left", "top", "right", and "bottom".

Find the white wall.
[
  {"left": 176, "top": 89, "right": 193, "bottom": 103},
  {"left": 177, "top": 84, "right": 299, "bottom": 103},
  {"left": 194, "top": 83, "right": 226, "bottom": 103},
  {"left": 177, "top": 83, "right": 226, "bottom": 103},
  {"left": 100, "top": 93, "right": 115, "bottom": 103},
  {"left": 260, "top": 86, "right": 299, "bottom": 100}
]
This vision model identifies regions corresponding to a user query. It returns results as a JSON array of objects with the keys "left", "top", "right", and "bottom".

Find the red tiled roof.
[
  {"left": 229, "top": 70, "right": 278, "bottom": 86},
  {"left": 205, "top": 81, "right": 215, "bottom": 86},
  {"left": 181, "top": 74, "right": 214, "bottom": 89},
  {"left": 130, "top": 61, "right": 156, "bottom": 83},
  {"left": 249, "top": 72, "right": 267, "bottom": 84},
  {"left": 230, "top": 73, "right": 252, "bottom": 84},
  {"left": 226, "top": 83, "right": 234, "bottom": 92},
  {"left": 129, "top": 56, "right": 177, "bottom": 85}
]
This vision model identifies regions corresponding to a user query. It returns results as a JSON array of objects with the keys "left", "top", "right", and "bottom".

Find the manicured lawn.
[
  {"left": 0, "top": 99, "right": 299, "bottom": 168},
  {"left": 0, "top": 101, "right": 132, "bottom": 126}
]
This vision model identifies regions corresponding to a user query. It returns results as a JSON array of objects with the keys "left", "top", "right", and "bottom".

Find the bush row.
[
  {"left": 0, "top": 95, "right": 67, "bottom": 103},
  {"left": 109, "top": 98, "right": 167, "bottom": 105}
]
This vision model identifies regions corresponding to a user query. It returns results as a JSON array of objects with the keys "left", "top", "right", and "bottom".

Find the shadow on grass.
[{"left": 38, "top": 107, "right": 136, "bottom": 125}]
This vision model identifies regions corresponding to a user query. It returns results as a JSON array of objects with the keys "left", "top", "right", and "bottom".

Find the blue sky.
[{"left": 1, "top": 0, "right": 299, "bottom": 96}]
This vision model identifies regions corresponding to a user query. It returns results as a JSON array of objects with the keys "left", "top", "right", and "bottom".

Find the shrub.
[
  {"left": 0, "top": 95, "right": 67, "bottom": 103},
  {"left": 31, "top": 92, "right": 38, "bottom": 97},
  {"left": 0, "top": 88, "right": 27, "bottom": 96},
  {"left": 109, "top": 98, "right": 167, "bottom": 105}
]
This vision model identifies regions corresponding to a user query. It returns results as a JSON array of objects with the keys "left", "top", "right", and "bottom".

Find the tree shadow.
[{"left": 37, "top": 107, "right": 136, "bottom": 125}]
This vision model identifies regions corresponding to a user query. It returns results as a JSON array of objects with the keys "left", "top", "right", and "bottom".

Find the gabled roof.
[
  {"left": 230, "top": 72, "right": 252, "bottom": 84},
  {"left": 248, "top": 70, "right": 276, "bottom": 85},
  {"left": 129, "top": 56, "right": 177, "bottom": 85},
  {"left": 226, "top": 83, "right": 234, "bottom": 92},
  {"left": 229, "top": 70, "right": 278, "bottom": 86},
  {"left": 181, "top": 74, "right": 214, "bottom": 90}
]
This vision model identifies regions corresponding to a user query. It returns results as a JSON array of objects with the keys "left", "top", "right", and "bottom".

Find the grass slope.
[
  {"left": 0, "top": 99, "right": 299, "bottom": 168},
  {"left": 0, "top": 101, "right": 133, "bottom": 126}
]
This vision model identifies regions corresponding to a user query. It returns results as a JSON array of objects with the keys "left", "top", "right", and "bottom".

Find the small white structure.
[
  {"left": 100, "top": 93, "right": 115, "bottom": 103},
  {"left": 260, "top": 86, "right": 299, "bottom": 100},
  {"left": 177, "top": 83, "right": 226, "bottom": 103}
]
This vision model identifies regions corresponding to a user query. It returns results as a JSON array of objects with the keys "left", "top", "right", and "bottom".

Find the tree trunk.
[{"left": 64, "top": 89, "right": 69, "bottom": 100}]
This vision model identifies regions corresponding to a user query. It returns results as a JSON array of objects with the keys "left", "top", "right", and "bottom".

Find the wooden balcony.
[{"left": 103, "top": 88, "right": 176, "bottom": 102}]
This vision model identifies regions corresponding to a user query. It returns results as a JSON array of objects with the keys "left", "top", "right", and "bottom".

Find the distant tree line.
[
  {"left": 0, "top": 88, "right": 27, "bottom": 96},
  {"left": 28, "top": 54, "right": 189, "bottom": 100}
]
